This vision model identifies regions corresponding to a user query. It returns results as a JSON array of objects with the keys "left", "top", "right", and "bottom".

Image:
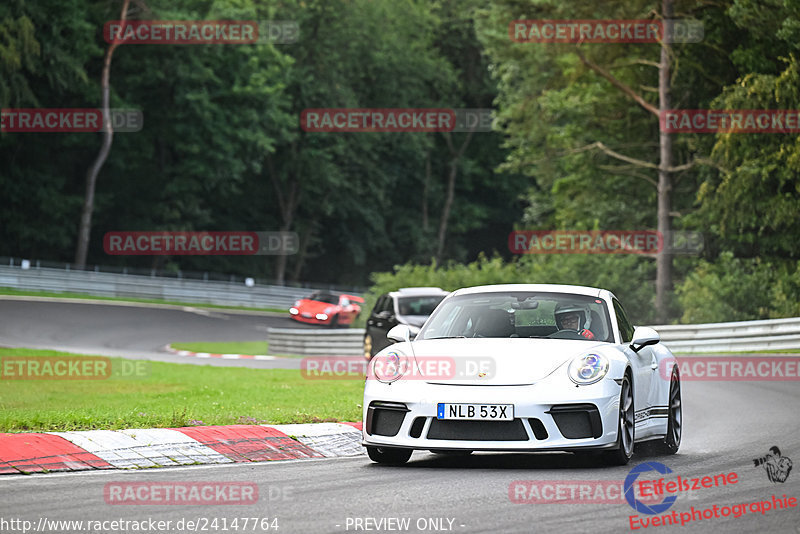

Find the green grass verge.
[
  {"left": 0, "top": 348, "right": 362, "bottom": 432},
  {"left": 0, "top": 287, "right": 287, "bottom": 314},
  {"left": 170, "top": 341, "right": 269, "bottom": 355}
]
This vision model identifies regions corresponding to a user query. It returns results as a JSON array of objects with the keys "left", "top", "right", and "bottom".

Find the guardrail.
[
  {"left": 0, "top": 264, "right": 361, "bottom": 309},
  {"left": 267, "top": 318, "right": 800, "bottom": 356},
  {"left": 650, "top": 317, "right": 800, "bottom": 353},
  {"left": 267, "top": 328, "right": 366, "bottom": 356}
]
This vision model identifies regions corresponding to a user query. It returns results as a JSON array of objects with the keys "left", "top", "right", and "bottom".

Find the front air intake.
[
  {"left": 366, "top": 401, "right": 409, "bottom": 437},
  {"left": 427, "top": 419, "right": 528, "bottom": 441},
  {"left": 546, "top": 404, "right": 602, "bottom": 439},
  {"left": 409, "top": 417, "right": 426, "bottom": 438},
  {"left": 528, "top": 418, "right": 549, "bottom": 440}
]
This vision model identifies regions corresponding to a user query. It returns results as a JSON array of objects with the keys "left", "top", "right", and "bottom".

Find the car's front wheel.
[
  {"left": 652, "top": 366, "right": 681, "bottom": 455},
  {"left": 366, "top": 446, "right": 412, "bottom": 465},
  {"left": 602, "top": 374, "right": 635, "bottom": 466}
]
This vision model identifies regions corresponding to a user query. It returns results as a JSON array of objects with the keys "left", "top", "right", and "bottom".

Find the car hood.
[
  {"left": 409, "top": 338, "right": 608, "bottom": 385},
  {"left": 296, "top": 300, "right": 336, "bottom": 312}
]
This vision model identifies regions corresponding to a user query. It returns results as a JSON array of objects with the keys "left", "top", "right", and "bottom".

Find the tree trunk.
[
  {"left": 574, "top": 1, "right": 676, "bottom": 322},
  {"left": 656, "top": 0, "right": 673, "bottom": 323},
  {"left": 422, "top": 151, "right": 430, "bottom": 231},
  {"left": 268, "top": 151, "right": 299, "bottom": 285},
  {"left": 74, "top": 0, "right": 130, "bottom": 268},
  {"left": 435, "top": 131, "right": 474, "bottom": 262},
  {"left": 436, "top": 158, "right": 457, "bottom": 262},
  {"left": 289, "top": 224, "right": 314, "bottom": 282}
]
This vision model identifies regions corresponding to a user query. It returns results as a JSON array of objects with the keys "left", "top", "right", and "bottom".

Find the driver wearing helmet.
[{"left": 554, "top": 304, "right": 595, "bottom": 340}]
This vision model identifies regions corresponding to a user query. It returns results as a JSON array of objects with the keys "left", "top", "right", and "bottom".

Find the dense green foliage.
[
  {"left": 1, "top": 0, "right": 524, "bottom": 285},
  {"left": 2, "top": 0, "right": 799, "bottom": 322},
  {"left": 360, "top": 253, "right": 656, "bottom": 324},
  {"left": 676, "top": 252, "right": 800, "bottom": 323}
]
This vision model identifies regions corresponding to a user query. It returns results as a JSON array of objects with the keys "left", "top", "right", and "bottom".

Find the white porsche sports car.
[{"left": 362, "top": 284, "right": 681, "bottom": 465}]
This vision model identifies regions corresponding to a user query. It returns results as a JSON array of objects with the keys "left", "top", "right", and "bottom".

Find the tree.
[
  {"left": 0, "top": 0, "right": 101, "bottom": 258},
  {"left": 476, "top": 0, "right": 732, "bottom": 322},
  {"left": 693, "top": 0, "right": 800, "bottom": 260},
  {"left": 74, "top": 0, "right": 131, "bottom": 268}
]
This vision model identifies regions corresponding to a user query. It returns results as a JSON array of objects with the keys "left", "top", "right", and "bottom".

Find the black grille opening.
[
  {"left": 547, "top": 404, "right": 602, "bottom": 439},
  {"left": 427, "top": 419, "right": 528, "bottom": 441},
  {"left": 409, "top": 417, "right": 426, "bottom": 438},
  {"left": 528, "top": 418, "right": 549, "bottom": 440},
  {"left": 366, "top": 402, "right": 409, "bottom": 437}
]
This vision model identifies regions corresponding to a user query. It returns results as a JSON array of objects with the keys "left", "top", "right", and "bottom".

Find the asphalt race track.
[
  {"left": 0, "top": 298, "right": 308, "bottom": 368},
  {"left": 1, "top": 379, "right": 799, "bottom": 533},
  {"left": 1, "top": 298, "right": 799, "bottom": 532}
]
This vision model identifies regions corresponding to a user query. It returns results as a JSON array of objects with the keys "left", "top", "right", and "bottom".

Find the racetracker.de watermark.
[
  {"left": 104, "top": 482, "right": 259, "bottom": 505},
  {"left": 104, "top": 231, "right": 298, "bottom": 255},
  {"left": 104, "top": 20, "right": 298, "bottom": 44},
  {"left": 509, "top": 19, "right": 703, "bottom": 43},
  {"left": 0, "top": 356, "right": 148, "bottom": 380},
  {"left": 300, "top": 356, "right": 495, "bottom": 380},
  {"left": 660, "top": 356, "right": 800, "bottom": 381},
  {"left": 0, "top": 517, "right": 278, "bottom": 534},
  {"left": 661, "top": 109, "right": 800, "bottom": 133},
  {"left": 300, "top": 108, "right": 493, "bottom": 132},
  {"left": 509, "top": 480, "right": 662, "bottom": 504},
  {"left": 1, "top": 108, "right": 142, "bottom": 132},
  {"left": 509, "top": 230, "right": 703, "bottom": 255}
]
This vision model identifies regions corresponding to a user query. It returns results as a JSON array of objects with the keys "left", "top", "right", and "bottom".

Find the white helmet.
[{"left": 554, "top": 303, "right": 591, "bottom": 331}]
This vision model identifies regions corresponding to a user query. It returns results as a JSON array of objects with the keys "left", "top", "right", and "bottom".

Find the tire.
[
  {"left": 366, "top": 446, "right": 412, "bottom": 465},
  {"left": 328, "top": 314, "right": 339, "bottom": 328},
  {"left": 430, "top": 449, "right": 473, "bottom": 456},
  {"left": 652, "top": 367, "right": 682, "bottom": 455},
  {"left": 363, "top": 335, "right": 373, "bottom": 360},
  {"left": 602, "top": 374, "right": 635, "bottom": 466}
]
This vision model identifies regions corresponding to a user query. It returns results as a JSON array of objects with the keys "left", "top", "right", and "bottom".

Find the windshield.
[
  {"left": 307, "top": 293, "right": 339, "bottom": 305},
  {"left": 417, "top": 291, "right": 614, "bottom": 343},
  {"left": 398, "top": 295, "right": 446, "bottom": 316}
]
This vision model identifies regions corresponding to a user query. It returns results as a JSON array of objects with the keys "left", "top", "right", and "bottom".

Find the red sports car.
[{"left": 289, "top": 292, "right": 364, "bottom": 326}]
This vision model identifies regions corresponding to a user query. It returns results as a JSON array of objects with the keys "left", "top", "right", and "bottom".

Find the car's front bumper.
[
  {"left": 362, "top": 378, "right": 623, "bottom": 452},
  {"left": 289, "top": 312, "right": 331, "bottom": 325}
]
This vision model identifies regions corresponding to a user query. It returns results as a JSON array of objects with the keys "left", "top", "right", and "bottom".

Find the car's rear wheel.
[
  {"left": 602, "top": 374, "right": 635, "bottom": 466},
  {"left": 366, "top": 446, "right": 412, "bottom": 465},
  {"left": 363, "top": 335, "right": 373, "bottom": 360},
  {"left": 652, "top": 367, "right": 681, "bottom": 455}
]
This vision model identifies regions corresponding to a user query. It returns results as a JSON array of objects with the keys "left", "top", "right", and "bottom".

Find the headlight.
[
  {"left": 568, "top": 353, "right": 609, "bottom": 385},
  {"left": 370, "top": 351, "right": 407, "bottom": 383},
  {"left": 316, "top": 313, "right": 328, "bottom": 320},
  {"left": 289, "top": 307, "right": 299, "bottom": 315}
]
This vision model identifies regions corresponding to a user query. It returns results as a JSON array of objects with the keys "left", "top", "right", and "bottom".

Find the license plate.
[{"left": 437, "top": 403, "right": 513, "bottom": 421}]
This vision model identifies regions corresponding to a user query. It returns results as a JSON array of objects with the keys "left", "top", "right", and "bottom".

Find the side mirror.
[
  {"left": 387, "top": 324, "right": 411, "bottom": 344},
  {"left": 629, "top": 326, "right": 660, "bottom": 353}
]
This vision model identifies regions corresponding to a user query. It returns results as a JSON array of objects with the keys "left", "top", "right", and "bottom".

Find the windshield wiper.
[{"left": 425, "top": 336, "right": 467, "bottom": 340}]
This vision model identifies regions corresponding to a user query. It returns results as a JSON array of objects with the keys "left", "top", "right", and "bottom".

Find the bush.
[
  {"left": 357, "top": 252, "right": 659, "bottom": 325},
  {"left": 676, "top": 252, "right": 800, "bottom": 323}
]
